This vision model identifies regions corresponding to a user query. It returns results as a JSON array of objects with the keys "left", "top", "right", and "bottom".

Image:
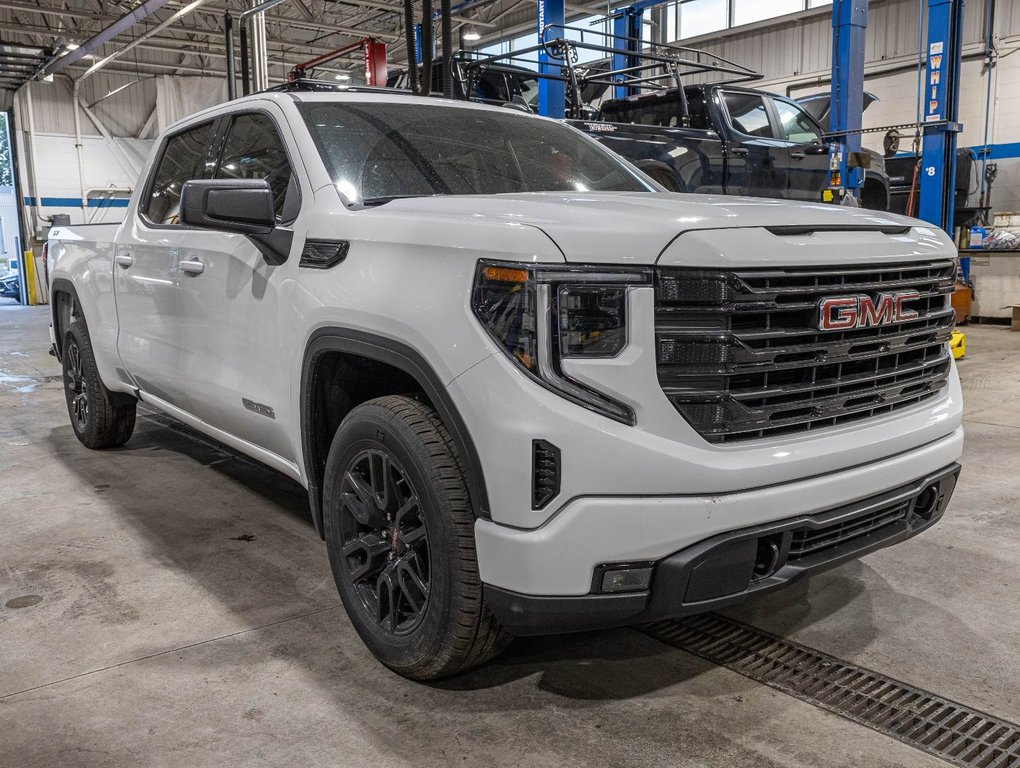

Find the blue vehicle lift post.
[
  {"left": 612, "top": 8, "right": 643, "bottom": 99},
  {"left": 918, "top": 0, "right": 965, "bottom": 243},
  {"left": 830, "top": 0, "right": 867, "bottom": 202},
  {"left": 537, "top": 0, "right": 566, "bottom": 117}
]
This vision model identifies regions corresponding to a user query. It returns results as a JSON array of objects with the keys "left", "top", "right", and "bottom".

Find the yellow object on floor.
[{"left": 950, "top": 330, "right": 966, "bottom": 359}]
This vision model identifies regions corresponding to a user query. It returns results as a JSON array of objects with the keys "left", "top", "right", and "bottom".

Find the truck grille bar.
[{"left": 654, "top": 260, "right": 956, "bottom": 443}]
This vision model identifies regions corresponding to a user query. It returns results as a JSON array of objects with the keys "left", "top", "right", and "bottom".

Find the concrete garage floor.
[{"left": 1, "top": 303, "right": 1017, "bottom": 768}]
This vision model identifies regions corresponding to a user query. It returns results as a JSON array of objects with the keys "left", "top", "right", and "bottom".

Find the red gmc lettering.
[
  {"left": 859, "top": 294, "right": 895, "bottom": 326},
  {"left": 818, "top": 290, "right": 921, "bottom": 330},
  {"left": 819, "top": 296, "right": 860, "bottom": 330},
  {"left": 894, "top": 291, "right": 921, "bottom": 322}
]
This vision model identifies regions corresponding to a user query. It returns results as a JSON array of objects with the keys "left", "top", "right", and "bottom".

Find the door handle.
[
  {"left": 114, "top": 253, "right": 133, "bottom": 268},
  {"left": 790, "top": 151, "right": 807, "bottom": 159},
  {"left": 729, "top": 147, "right": 749, "bottom": 157},
  {"left": 179, "top": 258, "right": 205, "bottom": 275}
]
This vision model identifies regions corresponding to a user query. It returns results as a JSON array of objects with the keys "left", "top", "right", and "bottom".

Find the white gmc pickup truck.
[{"left": 48, "top": 87, "right": 963, "bottom": 680}]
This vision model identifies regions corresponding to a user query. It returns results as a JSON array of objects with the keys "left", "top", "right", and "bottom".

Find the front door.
[
  {"left": 719, "top": 90, "right": 787, "bottom": 199},
  {"left": 175, "top": 108, "right": 304, "bottom": 463},
  {"left": 115, "top": 120, "right": 217, "bottom": 407},
  {"left": 771, "top": 98, "right": 830, "bottom": 201}
]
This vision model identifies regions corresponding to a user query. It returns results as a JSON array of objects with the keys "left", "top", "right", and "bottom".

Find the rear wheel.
[
  {"left": 645, "top": 167, "right": 682, "bottom": 192},
  {"left": 323, "top": 395, "right": 510, "bottom": 680},
  {"left": 62, "top": 321, "right": 136, "bottom": 449}
]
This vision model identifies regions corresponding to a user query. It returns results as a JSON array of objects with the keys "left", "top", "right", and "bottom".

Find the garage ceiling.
[{"left": 0, "top": 0, "right": 588, "bottom": 91}]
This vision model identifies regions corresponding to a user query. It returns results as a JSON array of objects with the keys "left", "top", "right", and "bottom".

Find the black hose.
[
  {"left": 420, "top": 0, "right": 433, "bottom": 95},
  {"left": 404, "top": 0, "right": 418, "bottom": 94},
  {"left": 441, "top": 0, "right": 452, "bottom": 97},
  {"left": 239, "top": 20, "right": 250, "bottom": 96}
]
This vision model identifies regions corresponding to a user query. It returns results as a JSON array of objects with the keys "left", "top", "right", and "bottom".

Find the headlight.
[{"left": 471, "top": 260, "right": 651, "bottom": 424}]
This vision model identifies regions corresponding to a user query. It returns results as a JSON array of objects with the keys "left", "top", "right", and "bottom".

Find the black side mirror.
[
  {"left": 181, "top": 179, "right": 276, "bottom": 234},
  {"left": 180, "top": 178, "right": 293, "bottom": 266}
]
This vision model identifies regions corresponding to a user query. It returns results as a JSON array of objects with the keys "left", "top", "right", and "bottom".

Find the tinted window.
[
  {"left": 603, "top": 89, "right": 712, "bottom": 130},
  {"left": 215, "top": 113, "right": 294, "bottom": 218},
  {"left": 299, "top": 102, "right": 652, "bottom": 203},
  {"left": 684, "top": 90, "right": 713, "bottom": 130},
  {"left": 723, "top": 92, "right": 774, "bottom": 138},
  {"left": 774, "top": 100, "right": 824, "bottom": 144},
  {"left": 145, "top": 121, "right": 214, "bottom": 225}
]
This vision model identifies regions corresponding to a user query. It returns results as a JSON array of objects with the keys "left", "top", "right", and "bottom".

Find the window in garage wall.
[
  {"left": 732, "top": 0, "right": 803, "bottom": 26},
  {"left": 479, "top": 13, "right": 652, "bottom": 68},
  {"left": 664, "top": 0, "right": 832, "bottom": 43}
]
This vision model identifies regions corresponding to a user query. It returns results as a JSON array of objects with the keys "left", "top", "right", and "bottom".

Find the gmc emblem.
[{"left": 817, "top": 291, "right": 920, "bottom": 331}]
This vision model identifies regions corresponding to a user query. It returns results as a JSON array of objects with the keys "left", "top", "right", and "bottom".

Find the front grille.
[
  {"left": 787, "top": 499, "right": 912, "bottom": 562},
  {"left": 655, "top": 260, "right": 955, "bottom": 442}
]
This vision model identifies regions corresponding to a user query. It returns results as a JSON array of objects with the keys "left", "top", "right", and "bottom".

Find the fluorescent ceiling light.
[{"left": 335, "top": 72, "right": 351, "bottom": 81}]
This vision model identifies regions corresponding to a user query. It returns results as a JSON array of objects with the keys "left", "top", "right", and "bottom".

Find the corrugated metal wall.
[
  {"left": 671, "top": 0, "right": 1004, "bottom": 83},
  {"left": 23, "top": 75, "right": 158, "bottom": 140},
  {"left": 11, "top": 74, "right": 232, "bottom": 239}
]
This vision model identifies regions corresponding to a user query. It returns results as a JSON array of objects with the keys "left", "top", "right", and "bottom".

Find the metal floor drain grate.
[{"left": 644, "top": 614, "right": 1020, "bottom": 768}]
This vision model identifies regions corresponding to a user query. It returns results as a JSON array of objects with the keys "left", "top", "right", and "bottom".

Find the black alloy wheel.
[
  {"left": 64, "top": 339, "right": 90, "bottom": 433},
  {"left": 338, "top": 448, "right": 431, "bottom": 635},
  {"left": 322, "top": 395, "right": 510, "bottom": 680}
]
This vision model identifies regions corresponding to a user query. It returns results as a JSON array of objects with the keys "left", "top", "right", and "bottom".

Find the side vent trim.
[
  {"left": 532, "top": 439, "right": 561, "bottom": 510},
  {"left": 299, "top": 239, "right": 350, "bottom": 269}
]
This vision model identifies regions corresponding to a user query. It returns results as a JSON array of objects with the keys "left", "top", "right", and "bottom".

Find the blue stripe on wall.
[{"left": 23, "top": 196, "right": 130, "bottom": 208}]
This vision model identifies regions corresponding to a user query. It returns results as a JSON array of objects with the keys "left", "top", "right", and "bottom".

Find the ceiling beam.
[
  {"left": 44, "top": 0, "right": 170, "bottom": 76},
  {"left": 0, "top": 20, "right": 379, "bottom": 57}
]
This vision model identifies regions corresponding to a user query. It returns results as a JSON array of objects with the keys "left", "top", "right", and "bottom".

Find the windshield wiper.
[{"left": 360, "top": 194, "right": 437, "bottom": 207}]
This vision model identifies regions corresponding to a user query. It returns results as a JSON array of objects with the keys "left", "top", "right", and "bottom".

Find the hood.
[
  {"left": 373, "top": 192, "right": 922, "bottom": 264},
  {"left": 797, "top": 91, "right": 879, "bottom": 130}
]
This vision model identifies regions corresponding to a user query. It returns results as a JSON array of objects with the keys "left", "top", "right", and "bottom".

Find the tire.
[
  {"left": 323, "top": 395, "right": 510, "bottom": 680},
  {"left": 62, "top": 320, "right": 136, "bottom": 449},
  {"left": 645, "top": 167, "right": 681, "bottom": 192}
]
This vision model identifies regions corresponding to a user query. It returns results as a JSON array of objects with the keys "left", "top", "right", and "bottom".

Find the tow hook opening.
[
  {"left": 912, "top": 484, "right": 941, "bottom": 521},
  {"left": 751, "top": 534, "right": 783, "bottom": 581}
]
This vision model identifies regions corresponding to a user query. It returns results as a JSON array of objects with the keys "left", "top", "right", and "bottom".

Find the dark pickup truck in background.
[
  {"left": 587, "top": 84, "right": 888, "bottom": 209},
  {"left": 401, "top": 54, "right": 893, "bottom": 210}
]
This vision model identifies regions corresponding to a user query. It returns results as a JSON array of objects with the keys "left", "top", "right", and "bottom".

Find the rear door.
[
  {"left": 771, "top": 97, "right": 830, "bottom": 201},
  {"left": 175, "top": 108, "right": 304, "bottom": 463},
  {"left": 115, "top": 120, "right": 217, "bottom": 407},
  {"left": 718, "top": 90, "right": 787, "bottom": 198}
]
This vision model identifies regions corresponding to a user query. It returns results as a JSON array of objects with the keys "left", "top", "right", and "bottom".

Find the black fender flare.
[
  {"left": 300, "top": 327, "right": 491, "bottom": 537},
  {"left": 49, "top": 278, "right": 84, "bottom": 361}
]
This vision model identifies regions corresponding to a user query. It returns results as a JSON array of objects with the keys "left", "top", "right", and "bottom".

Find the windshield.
[{"left": 297, "top": 101, "right": 653, "bottom": 204}]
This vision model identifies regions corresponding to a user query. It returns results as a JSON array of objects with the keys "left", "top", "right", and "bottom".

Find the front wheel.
[
  {"left": 62, "top": 321, "right": 136, "bottom": 449},
  {"left": 323, "top": 395, "right": 510, "bottom": 680}
]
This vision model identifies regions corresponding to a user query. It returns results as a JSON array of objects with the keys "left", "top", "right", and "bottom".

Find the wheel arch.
[
  {"left": 301, "top": 327, "right": 491, "bottom": 538},
  {"left": 49, "top": 278, "right": 85, "bottom": 362},
  {"left": 861, "top": 175, "right": 891, "bottom": 211},
  {"left": 634, "top": 160, "right": 683, "bottom": 192}
]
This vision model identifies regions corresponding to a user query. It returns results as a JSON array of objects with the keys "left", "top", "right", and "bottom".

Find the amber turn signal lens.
[{"left": 483, "top": 265, "right": 529, "bottom": 283}]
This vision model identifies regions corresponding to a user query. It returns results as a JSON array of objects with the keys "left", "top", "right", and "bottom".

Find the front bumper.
[{"left": 486, "top": 463, "right": 960, "bottom": 635}]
